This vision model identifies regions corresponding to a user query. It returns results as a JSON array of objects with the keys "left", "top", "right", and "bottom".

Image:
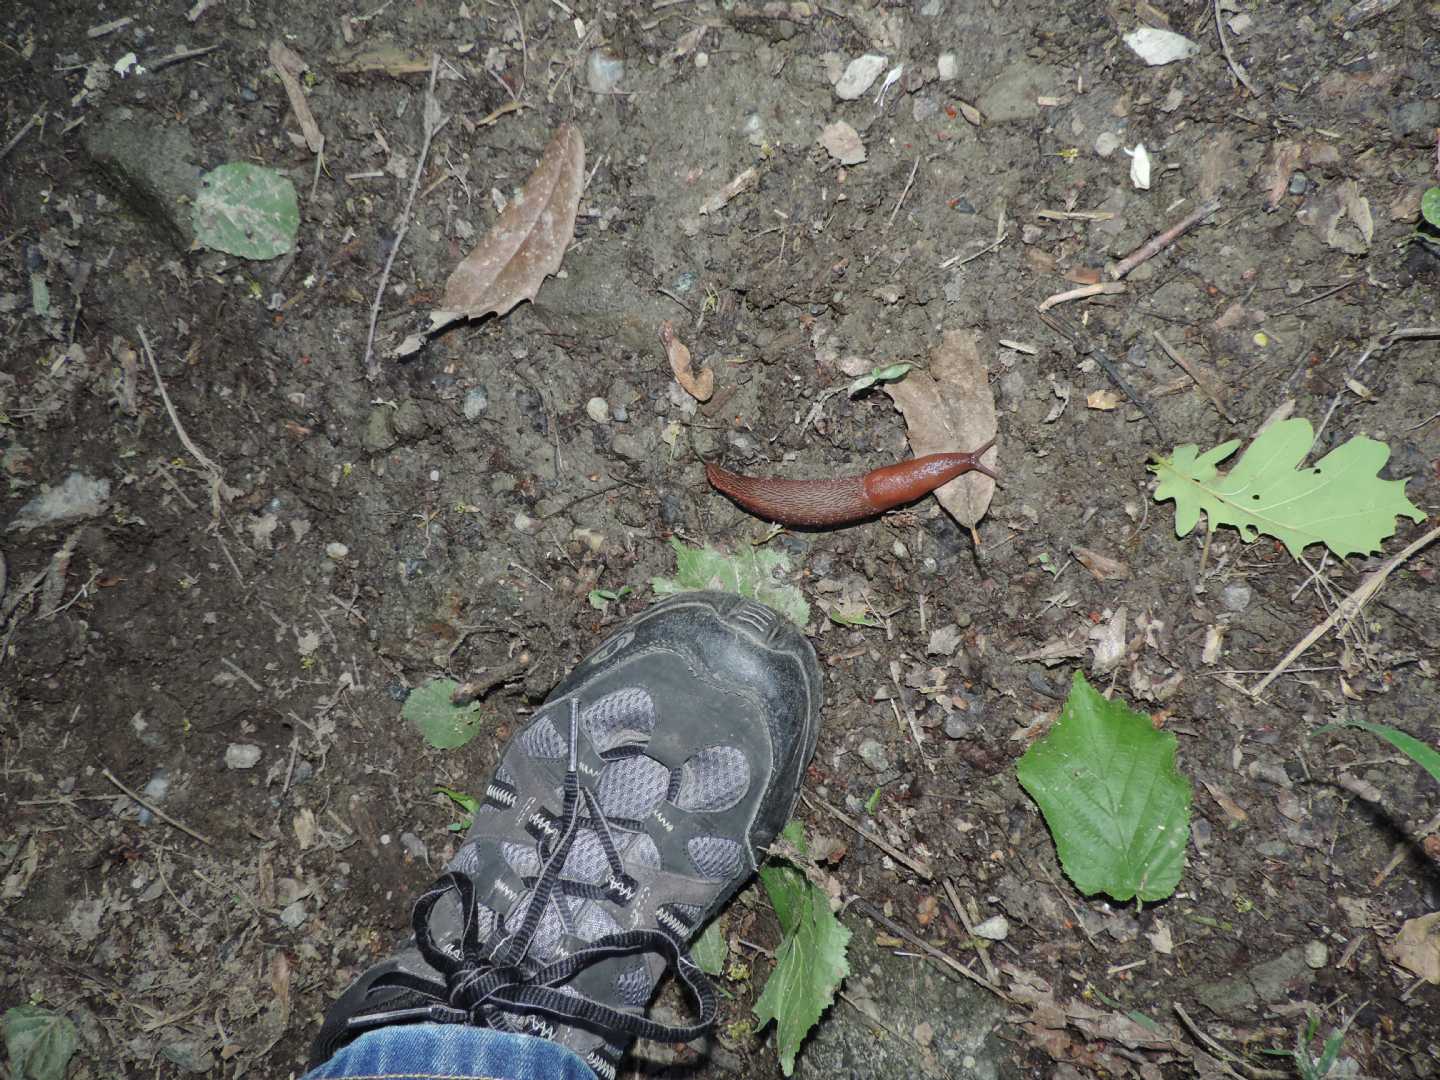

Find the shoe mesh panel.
[
  {"left": 687, "top": 836, "right": 744, "bottom": 881},
  {"left": 614, "top": 964, "right": 652, "bottom": 1008},
  {"left": 674, "top": 746, "right": 749, "bottom": 812},
  {"left": 597, "top": 754, "right": 670, "bottom": 819},
  {"left": 575, "top": 899, "right": 622, "bottom": 942},
  {"left": 561, "top": 830, "right": 608, "bottom": 885},
  {"left": 582, "top": 687, "right": 657, "bottom": 753},
  {"left": 519, "top": 715, "right": 568, "bottom": 759},
  {"left": 502, "top": 840, "right": 541, "bottom": 878},
  {"left": 624, "top": 832, "right": 661, "bottom": 871}
]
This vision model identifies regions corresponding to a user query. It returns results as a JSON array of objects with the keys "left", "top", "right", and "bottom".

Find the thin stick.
[
  {"left": 942, "top": 877, "right": 999, "bottom": 985},
  {"left": 1174, "top": 1002, "right": 1275, "bottom": 1080},
  {"left": 1213, "top": 0, "right": 1258, "bottom": 97},
  {"left": 103, "top": 768, "right": 214, "bottom": 846},
  {"left": 1152, "top": 331, "right": 1234, "bottom": 422},
  {"left": 1108, "top": 199, "right": 1222, "bottom": 280},
  {"left": 364, "top": 54, "right": 448, "bottom": 381},
  {"left": 1251, "top": 523, "right": 1440, "bottom": 697},
  {"left": 886, "top": 156, "right": 920, "bottom": 231},
  {"left": 806, "top": 793, "right": 933, "bottom": 880},
  {"left": 1037, "top": 281, "right": 1125, "bottom": 312},
  {"left": 138, "top": 326, "right": 237, "bottom": 517},
  {"left": 1313, "top": 326, "right": 1440, "bottom": 449},
  {"left": 851, "top": 899, "right": 1008, "bottom": 999},
  {"left": 0, "top": 112, "right": 41, "bottom": 163}
]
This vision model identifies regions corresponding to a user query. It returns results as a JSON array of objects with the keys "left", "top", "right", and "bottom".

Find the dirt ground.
[{"left": 3, "top": 0, "right": 1439, "bottom": 1078}]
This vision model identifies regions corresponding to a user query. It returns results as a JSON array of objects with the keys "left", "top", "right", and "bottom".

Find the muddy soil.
[{"left": 3, "top": 1, "right": 1439, "bottom": 1078}]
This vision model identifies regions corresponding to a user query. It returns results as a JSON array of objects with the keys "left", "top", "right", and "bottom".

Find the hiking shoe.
[{"left": 310, "top": 591, "right": 822, "bottom": 1078}]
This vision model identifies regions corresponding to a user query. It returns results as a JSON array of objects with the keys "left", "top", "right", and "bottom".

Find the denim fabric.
[{"left": 301, "top": 1023, "right": 595, "bottom": 1080}]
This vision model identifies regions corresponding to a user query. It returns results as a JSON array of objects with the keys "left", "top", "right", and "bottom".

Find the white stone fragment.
[{"left": 834, "top": 54, "right": 887, "bottom": 100}]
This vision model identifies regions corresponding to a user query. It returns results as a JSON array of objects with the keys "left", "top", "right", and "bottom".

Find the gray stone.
[
  {"left": 393, "top": 400, "right": 427, "bottom": 438},
  {"left": 857, "top": 738, "right": 891, "bottom": 772},
  {"left": 84, "top": 111, "right": 203, "bottom": 251},
  {"left": 1390, "top": 100, "right": 1440, "bottom": 145},
  {"left": 1220, "top": 583, "right": 1252, "bottom": 612},
  {"left": 611, "top": 432, "right": 649, "bottom": 462},
  {"left": 362, "top": 407, "right": 397, "bottom": 452},
  {"left": 463, "top": 386, "right": 490, "bottom": 418},
  {"left": 796, "top": 915, "right": 1010, "bottom": 1080},
  {"left": 975, "top": 62, "right": 1062, "bottom": 124}
]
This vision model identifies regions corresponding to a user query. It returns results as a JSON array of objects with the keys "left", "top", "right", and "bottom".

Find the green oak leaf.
[
  {"left": 1017, "top": 671, "right": 1192, "bottom": 903},
  {"left": 1150, "top": 418, "right": 1424, "bottom": 559}
]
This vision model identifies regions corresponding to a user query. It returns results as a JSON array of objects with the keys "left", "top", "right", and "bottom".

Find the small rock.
[
  {"left": 611, "top": 433, "right": 649, "bottom": 461},
  {"left": 820, "top": 120, "right": 866, "bottom": 165},
  {"left": 857, "top": 738, "right": 891, "bottom": 772},
  {"left": 586, "top": 397, "right": 610, "bottom": 422},
  {"left": 1288, "top": 170, "right": 1310, "bottom": 195},
  {"left": 393, "top": 400, "right": 427, "bottom": 438},
  {"left": 943, "top": 714, "right": 974, "bottom": 740},
  {"left": 972, "top": 915, "right": 1010, "bottom": 941},
  {"left": 400, "top": 832, "right": 428, "bottom": 860},
  {"left": 1220, "top": 583, "right": 1252, "bottom": 612},
  {"left": 325, "top": 542, "right": 349, "bottom": 560},
  {"left": 10, "top": 472, "right": 111, "bottom": 532},
  {"left": 1304, "top": 940, "right": 1328, "bottom": 969},
  {"left": 937, "top": 52, "right": 958, "bottom": 81},
  {"left": 362, "top": 407, "right": 396, "bottom": 452},
  {"left": 512, "top": 512, "right": 540, "bottom": 534},
  {"left": 463, "top": 386, "right": 489, "bottom": 418},
  {"left": 586, "top": 49, "right": 624, "bottom": 94},
  {"left": 279, "top": 899, "right": 308, "bottom": 929},
  {"left": 570, "top": 527, "right": 605, "bottom": 553},
  {"left": 225, "top": 743, "right": 262, "bottom": 769},
  {"left": 835, "top": 54, "right": 887, "bottom": 100}
]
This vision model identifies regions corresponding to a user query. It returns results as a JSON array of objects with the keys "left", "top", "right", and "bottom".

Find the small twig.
[
  {"left": 103, "top": 768, "right": 214, "bottom": 846},
  {"left": 1038, "top": 310, "right": 1166, "bottom": 440},
  {"left": 1272, "top": 277, "right": 1359, "bottom": 317},
  {"left": 1037, "top": 281, "right": 1126, "bottom": 312},
  {"left": 1108, "top": 199, "right": 1222, "bottom": 281},
  {"left": 147, "top": 43, "right": 221, "bottom": 70},
  {"left": 885, "top": 156, "right": 920, "bottom": 231},
  {"left": 852, "top": 898, "right": 1008, "bottom": 999},
  {"left": 364, "top": 54, "right": 448, "bottom": 381},
  {"left": 1213, "top": 0, "right": 1259, "bottom": 96},
  {"left": 1174, "top": 1002, "right": 1262, "bottom": 1080},
  {"left": 1152, "top": 331, "right": 1234, "bottom": 422},
  {"left": 942, "top": 877, "right": 999, "bottom": 986},
  {"left": 1251, "top": 523, "right": 1440, "bottom": 696},
  {"left": 805, "top": 793, "right": 932, "bottom": 880},
  {"left": 0, "top": 112, "right": 41, "bottom": 163},
  {"left": 138, "top": 326, "right": 237, "bottom": 517},
  {"left": 1312, "top": 326, "right": 1440, "bottom": 449}
]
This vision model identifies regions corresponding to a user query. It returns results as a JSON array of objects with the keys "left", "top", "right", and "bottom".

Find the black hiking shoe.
[{"left": 310, "top": 591, "right": 823, "bottom": 1078}]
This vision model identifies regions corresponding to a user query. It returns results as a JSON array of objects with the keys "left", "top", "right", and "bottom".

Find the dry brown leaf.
[
  {"left": 1072, "top": 546, "right": 1130, "bottom": 581},
  {"left": 332, "top": 43, "right": 432, "bottom": 76},
  {"left": 1263, "top": 140, "right": 1303, "bottom": 210},
  {"left": 269, "top": 41, "right": 323, "bottom": 153},
  {"left": 819, "top": 119, "right": 866, "bottom": 165},
  {"left": 660, "top": 321, "right": 712, "bottom": 401},
  {"left": 1383, "top": 911, "right": 1440, "bottom": 984},
  {"left": 434, "top": 124, "right": 585, "bottom": 328},
  {"left": 882, "top": 329, "right": 998, "bottom": 529},
  {"left": 1203, "top": 780, "right": 1249, "bottom": 825}
]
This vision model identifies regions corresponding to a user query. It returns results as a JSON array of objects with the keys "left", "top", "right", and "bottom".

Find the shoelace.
[{"left": 347, "top": 700, "right": 719, "bottom": 1048}]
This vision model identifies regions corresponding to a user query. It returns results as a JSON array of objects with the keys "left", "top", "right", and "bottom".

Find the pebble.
[
  {"left": 1221, "top": 583, "right": 1253, "bottom": 612},
  {"left": 857, "top": 737, "right": 891, "bottom": 772},
  {"left": 943, "top": 714, "right": 974, "bottom": 740},
  {"left": 937, "top": 52, "right": 958, "bottom": 81},
  {"left": 972, "top": 915, "right": 1010, "bottom": 941},
  {"left": 586, "top": 49, "right": 624, "bottom": 94},
  {"left": 1304, "top": 940, "right": 1328, "bottom": 969},
  {"left": 1094, "top": 131, "right": 1122, "bottom": 159},
  {"left": 586, "top": 397, "right": 610, "bottom": 422},
  {"left": 400, "top": 832, "right": 428, "bottom": 860},
  {"left": 325, "top": 542, "right": 349, "bottom": 560},
  {"left": 225, "top": 743, "right": 262, "bottom": 769},
  {"left": 279, "top": 900, "right": 308, "bottom": 929},
  {"left": 1288, "top": 170, "right": 1309, "bottom": 195},
  {"left": 463, "top": 386, "right": 490, "bottom": 418},
  {"left": 611, "top": 433, "right": 648, "bottom": 461},
  {"left": 513, "top": 512, "right": 540, "bottom": 534},
  {"left": 835, "top": 54, "right": 887, "bottom": 100}
]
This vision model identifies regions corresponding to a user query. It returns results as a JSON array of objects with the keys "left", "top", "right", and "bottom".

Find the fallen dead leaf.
[
  {"left": 1262, "top": 140, "right": 1303, "bottom": 210},
  {"left": 1072, "top": 546, "right": 1130, "bottom": 581},
  {"left": 1203, "top": 779, "right": 1249, "bottom": 826},
  {"left": 819, "top": 119, "right": 866, "bottom": 165},
  {"left": 1088, "top": 606, "right": 1127, "bottom": 674},
  {"left": 1382, "top": 911, "right": 1440, "bottom": 984},
  {"left": 1086, "top": 388, "right": 1120, "bottom": 410},
  {"left": 431, "top": 124, "right": 585, "bottom": 329},
  {"left": 660, "top": 321, "right": 712, "bottom": 401},
  {"left": 269, "top": 41, "right": 323, "bottom": 154},
  {"left": 882, "top": 329, "right": 998, "bottom": 530}
]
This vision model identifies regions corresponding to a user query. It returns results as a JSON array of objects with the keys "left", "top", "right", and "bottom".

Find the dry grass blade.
[{"left": 434, "top": 124, "right": 585, "bottom": 327}]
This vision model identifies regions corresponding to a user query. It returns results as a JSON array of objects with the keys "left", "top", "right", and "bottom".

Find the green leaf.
[
  {"left": 847, "top": 362, "right": 913, "bottom": 397},
  {"left": 403, "top": 679, "right": 487, "bottom": 749},
  {"left": 691, "top": 915, "right": 729, "bottom": 977},
  {"left": 1314, "top": 720, "right": 1440, "bottom": 787},
  {"left": 1150, "top": 418, "right": 1425, "bottom": 559},
  {"left": 1422, "top": 187, "right": 1440, "bottom": 229},
  {"left": 1016, "top": 671, "right": 1192, "bottom": 902},
  {"left": 3, "top": 1005, "right": 78, "bottom": 1080},
  {"left": 192, "top": 163, "right": 300, "bottom": 260},
  {"left": 587, "top": 585, "right": 633, "bottom": 610},
  {"left": 651, "top": 538, "right": 810, "bottom": 626},
  {"left": 753, "top": 822, "right": 850, "bottom": 1076}
]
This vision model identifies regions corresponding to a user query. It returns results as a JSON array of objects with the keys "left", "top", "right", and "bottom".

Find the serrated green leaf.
[
  {"left": 651, "top": 538, "right": 809, "bottom": 626},
  {"left": 1422, "top": 187, "right": 1440, "bottom": 229},
  {"left": 754, "top": 826, "right": 850, "bottom": 1076},
  {"left": 403, "top": 679, "right": 486, "bottom": 749},
  {"left": 1314, "top": 720, "right": 1440, "bottom": 787},
  {"left": 691, "top": 915, "right": 729, "bottom": 977},
  {"left": 1016, "top": 671, "right": 1191, "bottom": 902},
  {"left": 192, "top": 163, "right": 299, "bottom": 260},
  {"left": 1150, "top": 418, "right": 1425, "bottom": 559},
  {"left": 3, "top": 1005, "right": 78, "bottom": 1080}
]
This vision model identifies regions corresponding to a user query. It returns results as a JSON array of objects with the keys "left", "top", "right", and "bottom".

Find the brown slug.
[{"left": 705, "top": 438, "right": 998, "bottom": 527}]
